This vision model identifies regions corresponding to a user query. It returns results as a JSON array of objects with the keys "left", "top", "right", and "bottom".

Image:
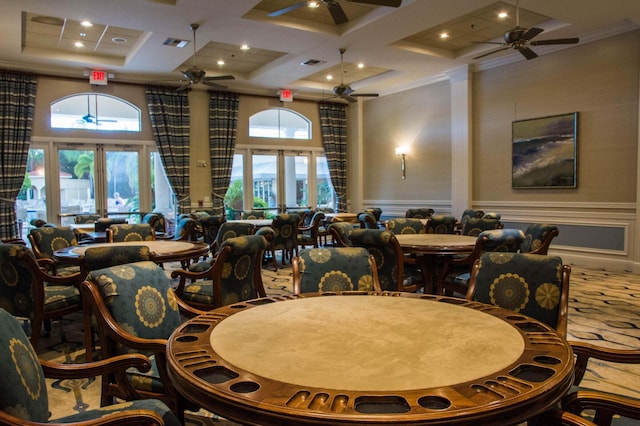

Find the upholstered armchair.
[
  {"left": 438, "top": 228, "right": 525, "bottom": 296},
  {"left": 172, "top": 235, "right": 268, "bottom": 310},
  {"left": 328, "top": 222, "right": 355, "bottom": 247},
  {"left": 521, "top": 223, "right": 559, "bottom": 255},
  {"left": 241, "top": 210, "right": 265, "bottom": 220},
  {"left": 349, "top": 229, "right": 417, "bottom": 292},
  {"left": 405, "top": 208, "right": 435, "bottom": 219},
  {"left": 466, "top": 252, "right": 570, "bottom": 337},
  {"left": 142, "top": 212, "right": 166, "bottom": 235},
  {"left": 80, "top": 261, "right": 205, "bottom": 417},
  {"left": 81, "top": 245, "right": 154, "bottom": 277},
  {"left": 298, "top": 211, "right": 325, "bottom": 248},
  {"left": 28, "top": 226, "right": 81, "bottom": 276},
  {"left": 292, "top": 247, "right": 381, "bottom": 294},
  {"left": 358, "top": 212, "right": 379, "bottom": 229},
  {"left": 211, "top": 221, "right": 255, "bottom": 253},
  {"left": 0, "top": 308, "right": 181, "bottom": 426},
  {"left": 106, "top": 223, "right": 155, "bottom": 242},
  {"left": 425, "top": 214, "right": 458, "bottom": 234},
  {"left": 0, "top": 243, "right": 82, "bottom": 350},
  {"left": 74, "top": 214, "right": 101, "bottom": 224},
  {"left": 387, "top": 217, "right": 426, "bottom": 234},
  {"left": 459, "top": 217, "right": 502, "bottom": 236},
  {"left": 94, "top": 218, "right": 127, "bottom": 232},
  {"left": 159, "top": 216, "right": 199, "bottom": 241},
  {"left": 270, "top": 214, "right": 300, "bottom": 270},
  {"left": 199, "top": 214, "right": 226, "bottom": 246}
]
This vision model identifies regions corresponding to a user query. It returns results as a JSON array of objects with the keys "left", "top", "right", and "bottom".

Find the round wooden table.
[
  {"left": 167, "top": 292, "right": 574, "bottom": 426},
  {"left": 53, "top": 240, "right": 210, "bottom": 265}
]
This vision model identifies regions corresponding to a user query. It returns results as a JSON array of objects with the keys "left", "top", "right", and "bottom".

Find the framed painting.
[{"left": 512, "top": 112, "right": 577, "bottom": 188}]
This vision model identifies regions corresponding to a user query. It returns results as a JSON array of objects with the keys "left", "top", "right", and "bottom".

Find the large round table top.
[
  {"left": 395, "top": 233, "right": 477, "bottom": 254},
  {"left": 167, "top": 292, "right": 574, "bottom": 426},
  {"left": 54, "top": 240, "right": 210, "bottom": 264}
]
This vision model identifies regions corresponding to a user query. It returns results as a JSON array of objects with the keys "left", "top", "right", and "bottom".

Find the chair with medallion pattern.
[
  {"left": 94, "top": 217, "right": 127, "bottom": 232},
  {"left": 0, "top": 243, "right": 82, "bottom": 350},
  {"left": 387, "top": 217, "right": 426, "bottom": 234},
  {"left": 328, "top": 222, "right": 355, "bottom": 247},
  {"left": 74, "top": 214, "right": 101, "bottom": 224},
  {"left": 460, "top": 217, "right": 502, "bottom": 237},
  {"left": 28, "top": 226, "right": 81, "bottom": 277},
  {"left": 405, "top": 208, "right": 435, "bottom": 219},
  {"left": 520, "top": 223, "right": 559, "bottom": 255},
  {"left": 0, "top": 307, "right": 181, "bottom": 426},
  {"left": 424, "top": 214, "right": 457, "bottom": 234},
  {"left": 270, "top": 213, "right": 300, "bottom": 271},
  {"left": 172, "top": 234, "right": 268, "bottom": 310},
  {"left": 107, "top": 223, "right": 155, "bottom": 242},
  {"left": 199, "top": 214, "right": 226, "bottom": 246},
  {"left": 80, "top": 261, "right": 205, "bottom": 418},
  {"left": 142, "top": 212, "right": 166, "bottom": 235},
  {"left": 358, "top": 211, "right": 379, "bottom": 229},
  {"left": 349, "top": 229, "right": 417, "bottom": 292},
  {"left": 292, "top": 247, "right": 382, "bottom": 294},
  {"left": 241, "top": 210, "right": 265, "bottom": 220},
  {"left": 298, "top": 210, "right": 326, "bottom": 249}
]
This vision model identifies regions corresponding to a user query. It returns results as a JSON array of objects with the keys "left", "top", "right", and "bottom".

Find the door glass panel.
[
  {"left": 284, "top": 154, "right": 308, "bottom": 208},
  {"left": 225, "top": 154, "right": 244, "bottom": 219},
  {"left": 252, "top": 154, "right": 277, "bottom": 211},
  {"left": 150, "top": 151, "right": 175, "bottom": 224},
  {"left": 105, "top": 149, "right": 139, "bottom": 217},
  {"left": 59, "top": 149, "right": 95, "bottom": 225},
  {"left": 317, "top": 156, "right": 336, "bottom": 211},
  {"left": 18, "top": 148, "right": 48, "bottom": 237}
]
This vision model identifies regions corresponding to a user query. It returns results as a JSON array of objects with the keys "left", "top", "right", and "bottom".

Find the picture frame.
[{"left": 512, "top": 112, "right": 577, "bottom": 188}]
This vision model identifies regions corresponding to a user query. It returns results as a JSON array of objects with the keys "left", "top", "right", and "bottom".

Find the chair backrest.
[
  {"left": 82, "top": 245, "right": 153, "bottom": 275},
  {"left": 425, "top": 215, "right": 458, "bottom": 234},
  {"left": 405, "top": 208, "right": 435, "bottom": 219},
  {"left": 214, "top": 235, "right": 268, "bottom": 306},
  {"left": 328, "top": 222, "right": 355, "bottom": 247},
  {"left": 482, "top": 212, "right": 501, "bottom": 220},
  {"left": 74, "top": 214, "right": 101, "bottom": 224},
  {"left": 365, "top": 208, "right": 383, "bottom": 221},
  {"left": 0, "top": 244, "right": 41, "bottom": 319},
  {"left": 292, "top": 247, "right": 381, "bottom": 294},
  {"left": 358, "top": 212, "right": 378, "bottom": 229},
  {"left": 461, "top": 217, "right": 501, "bottom": 237},
  {"left": 349, "top": 229, "right": 404, "bottom": 292},
  {"left": 479, "top": 228, "right": 525, "bottom": 253},
  {"left": 86, "top": 261, "right": 182, "bottom": 346},
  {"left": 142, "top": 213, "right": 166, "bottom": 234},
  {"left": 199, "top": 215, "right": 226, "bottom": 245},
  {"left": 108, "top": 223, "right": 155, "bottom": 242},
  {"left": 28, "top": 226, "right": 78, "bottom": 258},
  {"left": 94, "top": 217, "right": 127, "bottom": 232},
  {"left": 467, "top": 252, "right": 570, "bottom": 338},
  {"left": 387, "top": 217, "right": 426, "bottom": 234},
  {"left": 254, "top": 226, "right": 275, "bottom": 243},
  {"left": 0, "top": 308, "right": 49, "bottom": 422},
  {"left": 461, "top": 209, "right": 484, "bottom": 222},
  {"left": 521, "top": 224, "right": 559, "bottom": 255},
  {"left": 241, "top": 210, "right": 265, "bottom": 220},
  {"left": 173, "top": 217, "right": 198, "bottom": 241},
  {"left": 271, "top": 214, "right": 300, "bottom": 250},
  {"left": 214, "top": 221, "right": 255, "bottom": 251}
]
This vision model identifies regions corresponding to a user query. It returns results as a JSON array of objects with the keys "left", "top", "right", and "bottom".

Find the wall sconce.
[{"left": 395, "top": 146, "right": 408, "bottom": 179}]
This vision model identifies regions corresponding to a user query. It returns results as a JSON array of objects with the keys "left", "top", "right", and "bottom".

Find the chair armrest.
[
  {"left": 569, "top": 341, "right": 640, "bottom": 385},
  {"left": 40, "top": 352, "right": 151, "bottom": 379},
  {"left": 563, "top": 390, "right": 640, "bottom": 425}
]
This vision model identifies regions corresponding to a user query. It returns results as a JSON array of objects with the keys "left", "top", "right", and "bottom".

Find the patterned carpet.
[{"left": 36, "top": 263, "right": 640, "bottom": 424}]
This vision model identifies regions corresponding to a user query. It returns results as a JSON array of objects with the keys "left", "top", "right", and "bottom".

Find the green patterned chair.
[
  {"left": 0, "top": 308, "right": 181, "bottom": 426},
  {"left": 241, "top": 210, "right": 265, "bottom": 220},
  {"left": 172, "top": 235, "right": 268, "bottom": 310},
  {"left": 328, "top": 222, "right": 355, "bottom": 247},
  {"left": 80, "top": 261, "right": 204, "bottom": 417},
  {"left": 81, "top": 245, "right": 153, "bottom": 277},
  {"left": 425, "top": 214, "right": 457, "bottom": 234},
  {"left": 28, "top": 227, "right": 81, "bottom": 276},
  {"left": 455, "top": 208, "right": 485, "bottom": 233},
  {"left": 405, "top": 208, "right": 435, "bottom": 219},
  {"left": 0, "top": 244, "right": 82, "bottom": 350},
  {"left": 142, "top": 212, "right": 166, "bottom": 235},
  {"left": 358, "top": 212, "right": 379, "bottom": 229},
  {"left": 270, "top": 214, "right": 300, "bottom": 271},
  {"left": 199, "top": 214, "right": 226, "bottom": 246},
  {"left": 298, "top": 211, "right": 325, "bottom": 248},
  {"left": 438, "top": 229, "right": 525, "bottom": 297},
  {"left": 387, "top": 217, "right": 426, "bottom": 234},
  {"left": 94, "top": 218, "right": 127, "bottom": 232},
  {"left": 292, "top": 247, "right": 381, "bottom": 294},
  {"left": 460, "top": 217, "right": 502, "bottom": 237},
  {"left": 349, "top": 229, "right": 417, "bottom": 292},
  {"left": 189, "top": 221, "right": 256, "bottom": 272},
  {"left": 160, "top": 216, "right": 198, "bottom": 242},
  {"left": 106, "top": 223, "right": 155, "bottom": 242},
  {"left": 520, "top": 223, "right": 559, "bottom": 255},
  {"left": 74, "top": 214, "right": 101, "bottom": 224}
]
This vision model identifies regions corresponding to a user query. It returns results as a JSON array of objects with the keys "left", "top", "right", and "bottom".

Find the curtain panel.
[
  {"left": 0, "top": 70, "right": 37, "bottom": 239},
  {"left": 145, "top": 86, "right": 190, "bottom": 214},
  {"left": 319, "top": 101, "right": 348, "bottom": 212},
  {"left": 209, "top": 91, "right": 239, "bottom": 216}
]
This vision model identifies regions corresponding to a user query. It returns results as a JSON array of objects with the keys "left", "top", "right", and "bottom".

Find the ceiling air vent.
[
  {"left": 163, "top": 38, "right": 190, "bottom": 48},
  {"left": 301, "top": 59, "right": 325, "bottom": 66}
]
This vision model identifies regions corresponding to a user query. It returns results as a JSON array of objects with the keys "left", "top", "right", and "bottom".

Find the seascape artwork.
[{"left": 512, "top": 113, "right": 577, "bottom": 188}]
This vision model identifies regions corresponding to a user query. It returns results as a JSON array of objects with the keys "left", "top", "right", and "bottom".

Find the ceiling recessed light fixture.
[
  {"left": 80, "top": 20, "right": 93, "bottom": 27},
  {"left": 439, "top": 32, "right": 449, "bottom": 39},
  {"left": 357, "top": 63, "right": 364, "bottom": 69},
  {"left": 240, "top": 44, "right": 250, "bottom": 51},
  {"left": 112, "top": 37, "right": 127, "bottom": 44},
  {"left": 326, "top": 74, "right": 333, "bottom": 81},
  {"left": 74, "top": 41, "right": 84, "bottom": 48},
  {"left": 307, "top": 1, "right": 320, "bottom": 8},
  {"left": 217, "top": 59, "right": 225, "bottom": 66},
  {"left": 498, "top": 11, "right": 508, "bottom": 19}
]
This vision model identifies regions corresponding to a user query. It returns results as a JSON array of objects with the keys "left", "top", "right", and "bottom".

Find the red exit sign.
[
  {"left": 279, "top": 89, "right": 293, "bottom": 102},
  {"left": 90, "top": 70, "right": 108, "bottom": 85}
]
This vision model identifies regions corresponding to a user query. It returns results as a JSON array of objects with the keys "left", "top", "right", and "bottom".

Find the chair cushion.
[
  {"left": 0, "top": 308, "right": 49, "bottom": 422},
  {"left": 55, "top": 398, "right": 180, "bottom": 425},
  {"left": 297, "top": 247, "right": 376, "bottom": 293},
  {"left": 43, "top": 284, "right": 81, "bottom": 312}
]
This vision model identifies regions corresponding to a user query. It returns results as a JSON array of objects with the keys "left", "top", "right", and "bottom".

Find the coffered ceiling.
[{"left": 2, "top": 0, "right": 639, "bottom": 101}]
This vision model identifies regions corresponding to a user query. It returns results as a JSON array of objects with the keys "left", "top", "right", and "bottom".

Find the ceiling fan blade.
[
  {"left": 176, "top": 83, "right": 191, "bottom": 92},
  {"left": 519, "top": 47, "right": 538, "bottom": 60},
  {"left": 268, "top": 2, "right": 307, "bottom": 17},
  {"left": 347, "top": 0, "right": 402, "bottom": 6},
  {"left": 352, "top": 93, "right": 379, "bottom": 98},
  {"left": 204, "top": 75, "right": 235, "bottom": 81},
  {"left": 327, "top": 2, "right": 349, "bottom": 25},
  {"left": 473, "top": 46, "right": 510, "bottom": 60},
  {"left": 521, "top": 27, "right": 544, "bottom": 41},
  {"left": 203, "top": 81, "right": 228, "bottom": 90},
  {"left": 344, "top": 95, "right": 358, "bottom": 103},
  {"left": 530, "top": 37, "right": 580, "bottom": 46}
]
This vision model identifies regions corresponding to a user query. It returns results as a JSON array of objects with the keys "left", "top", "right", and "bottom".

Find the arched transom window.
[
  {"left": 50, "top": 93, "right": 141, "bottom": 131},
  {"left": 249, "top": 108, "right": 311, "bottom": 139}
]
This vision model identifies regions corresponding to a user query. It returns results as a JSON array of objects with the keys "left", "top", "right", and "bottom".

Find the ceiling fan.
[
  {"left": 331, "top": 48, "right": 379, "bottom": 103},
  {"left": 268, "top": 0, "right": 402, "bottom": 25},
  {"left": 473, "top": 0, "right": 579, "bottom": 60},
  {"left": 176, "top": 23, "right": 235, "bottom": 92},
  {"left": 80, "top": 95, "right": 117, "bottom": 126}
]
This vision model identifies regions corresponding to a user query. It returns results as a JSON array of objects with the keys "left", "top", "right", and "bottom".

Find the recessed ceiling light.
[
  {"left": 240, "top": 44, "right": 250, "bottom": 51},
  {"left": 74, "top": 41, "right": 84, "bottom": 48},
  {"left": 112, "top": 37, "right": 127, "bottom": 44},
  {"left": 357, "top": 63, "right": 364, "bottom": 69},
  {"left": 326, "top": 74, "right": 333, "bottom": 81},
  {"left": 79, "top": 32, "right": 86, "bottom": 37},
  {"left": 439, "top": 32, "right": 449, "bottom": 39},
  {"left": 80, "top": 20, "right": 93, "bottom": 27},
  {"left": 498, "top": 11, "right": 508, "bottom": 19},
  {"left": 308, "top": 1, "right": 320, "bottom": 8},
  {"left": 217, "top": 59, "right": 225, "bottom": 66}
]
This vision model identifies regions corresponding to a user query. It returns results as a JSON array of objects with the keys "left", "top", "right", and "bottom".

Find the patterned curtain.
[
  {"left": 209, "top": 91, "right": 239, "bottom": 215},
  {"left": 0, "top": 70, "right": 37, "bottom": 239},
  {"left": 319, "top": 101, "right": 348, "bottom": 212},
  {"left": 145, "top": 86, "right": 190, "bottom": 214}
]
